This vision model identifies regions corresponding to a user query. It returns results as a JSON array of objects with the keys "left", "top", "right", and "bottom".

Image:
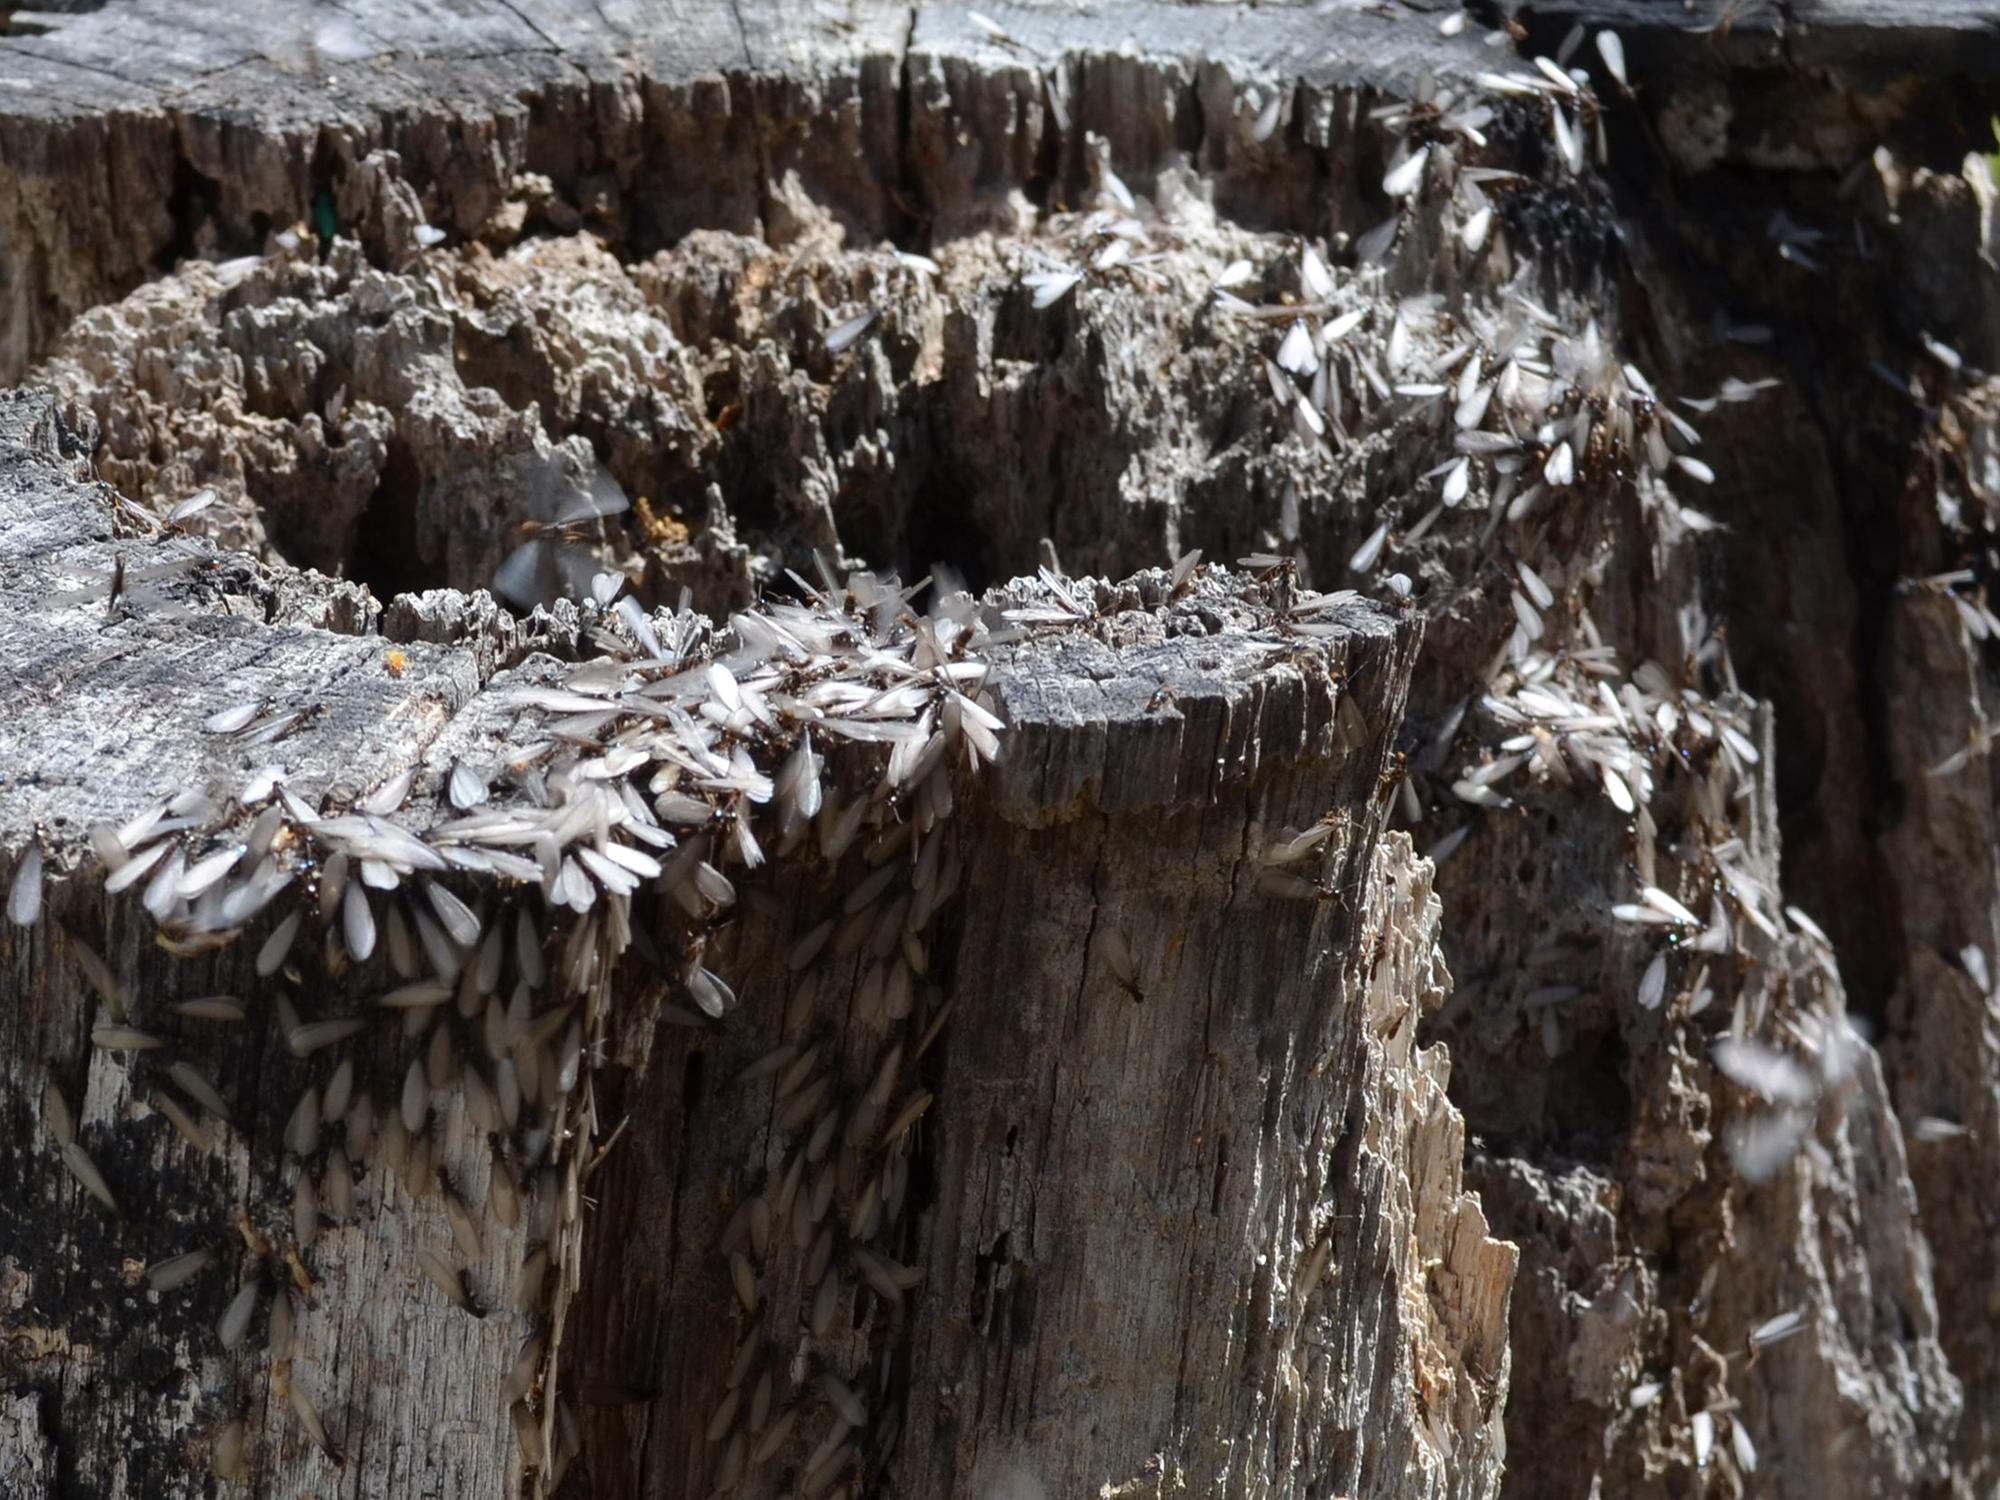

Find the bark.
[{"left": 5, "top": 3, "right": 2000, "bottom": 1500}]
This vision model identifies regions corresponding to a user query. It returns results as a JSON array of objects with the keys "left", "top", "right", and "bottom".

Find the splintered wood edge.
[
  {"left": 0, "top": 388, "right": 1413, "bottom": 871},
  {"left": 0, "top": 0, "right": 1532, "bottom": 127},
  {"left": 986, "top": 611, "right": 1417, "bottom": 825},
  {"left": 8, "top": 0, "right": 1993, "bottom": 144}
]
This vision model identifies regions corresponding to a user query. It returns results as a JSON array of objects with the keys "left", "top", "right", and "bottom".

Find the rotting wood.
[
  {"left": 2, "top": 382, "right": 1513, "bottom": 1499},
  {"left": 7, "top": 2, "right": 2000, "bottom": 1498}
]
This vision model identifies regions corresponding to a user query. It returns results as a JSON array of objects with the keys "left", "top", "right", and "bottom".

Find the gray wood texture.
[
  {"left": 0, "top": 0, "right": 1535, "bottom": 382},
  {"left": 8, "top": 1, "right": 2000, "bottom": 1498},
  {"left": 0, "top": 380, "right": 1514, "bottom": 1500}
]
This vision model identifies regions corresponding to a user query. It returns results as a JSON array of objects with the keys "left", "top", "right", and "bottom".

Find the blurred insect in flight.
[{"left": 493, "top": 449, "right": 632, "bottom": 611}]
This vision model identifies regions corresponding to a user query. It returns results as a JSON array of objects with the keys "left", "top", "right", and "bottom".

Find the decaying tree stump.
[
  {"left": 0, "top": 380, "right": 1508, "bottom": 1499},
  {"left": 9, "top": 2, "right": 2000, "bottom": 1499}
]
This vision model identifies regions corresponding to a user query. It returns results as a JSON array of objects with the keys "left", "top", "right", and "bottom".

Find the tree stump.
[
  {"left": 7, "top": 2, "right": 2000, "bottom": 1499},
  {"left": 1, "top": 383, "right": 1512, "bottom": 1498}
]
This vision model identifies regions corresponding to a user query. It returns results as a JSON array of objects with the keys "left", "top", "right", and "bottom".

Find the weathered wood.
[
  {"left": 557, "top": 589, "right": 1521, "bottom": 1500},
  {"left": 10, "top": 2, "right": 2000, "bottom": 1499},
  {"left": 0, "top": 6, "right": 1544, "bottom": 1493},
  {"left": 0, "top": 0, "right": 1530, "bottom": 384},
  {"left": 0, "top": 394, "right": 552, "bottom": 1497},
  {"left": 0, "top": 379, "right": 1515, "bottom": 1500}
]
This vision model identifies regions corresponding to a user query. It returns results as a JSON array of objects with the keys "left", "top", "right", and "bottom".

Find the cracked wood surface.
[
  {"left": 0, "top": 380, "right": 1516, "bottom": 1500},
  {"left": 10, "top": 1, "right": 2000, "bottom": 1497},
  {"left": 0, "top": 0, "right": 1532, "bottom": 382}
]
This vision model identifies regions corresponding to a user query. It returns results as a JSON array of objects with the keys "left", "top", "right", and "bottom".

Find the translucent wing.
[
  {"left": 494, "top": 539, "right": 557, "bottom": 610},
  {"left": 557, "top": 464, "right": 630, "bottom": 526}
]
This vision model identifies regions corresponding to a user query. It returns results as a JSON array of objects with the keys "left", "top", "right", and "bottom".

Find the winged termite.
[
  {"left": 48, "top": 549, "right": 204, "bottom": 616},
  {"left": 62, "top": 1142, "right": 118, "bottom": 1212},
  {"left": 1593, "top": 30, "right": 1629, "bottom": 93},
  {"left": 218, "top": 1281, "right": 258, "bottom": 1349},
  {"left": 7, "top": 841, "right": 42, "bottom": 926},
  {"left": 286, "top": 1374, "right": 342, "bottom": 1462},
  {"left": 1691, "top": 0, "right": 1780, "bottom": 43},
  {"left": 1748, "top": 1308, "right": 1804, "bottom": 1352},
  {"left": 820, "top": 1371, "right": 868, "bottom": 1428},
  {"left": 1348, "top": 521, "right": 1390, "bottom": 575},
  {"left": 494, "top": 449, "right": 632, "bottom": 611},
  {"left": 823, "top": 309, "right": 879, "bottom": 354},
  {"left": 211, "top": 1418, "right": 249, "bottom": 1480},
  {"left": 1021, "top": 265, "right": 1081, "bottom": 309},
  {"left": 1382, "top": 146, "right": 1429, "bottom": 198},
  {"left": 167, "top": 487, "right": 219, "bottom": 526}
]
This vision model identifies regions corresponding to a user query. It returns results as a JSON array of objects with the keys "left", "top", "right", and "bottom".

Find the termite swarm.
[
  {"left": 24, "top": 16, "right": 1837, "bottom": 1489},
  {"left": 52, "top": 539, "right": 1039, "bottom": 1491},
  {"left": 998, "top": 24, "right": 1871, "bottom": 1481}
]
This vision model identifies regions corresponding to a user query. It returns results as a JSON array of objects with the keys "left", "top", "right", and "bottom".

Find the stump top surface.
[
  {"left": 0, "top": 0, "right": 1531, "bottom": 126},
  {"left": 0, "top": 389, "right": 1411, "bottom": 868}
]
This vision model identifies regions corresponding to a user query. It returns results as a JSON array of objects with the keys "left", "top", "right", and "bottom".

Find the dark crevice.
[
  {"left": 1797, "top": 363, "right": 1924, "bottom": 1028},
  {"left": 1029, "top": 76, "right": 1067, "bottom": 218},
  {"left": 890, "top": 2, "right": 929, "bottom": 251},
  {"left": 679, "top": 1047, "right": 707, "bottom": 1131},
  {"left": 1550, "top": 1026, "right": 1632, "bottom": 1158},
  {"left": 345, "top": 441, "right": 445, "bottom": 602},
  {"left": 1177, "top": 67, "right": 1207, "bottom": 164},
  {"left": 969, "top": 1228, "right": 1010, "bottom": 1333},
  {"left": 158, "top": 156, "right": 225, "bottom": 276},
  {"left": 904, "top": 480, "right": 998, "bottom": 598},
  {"left": 306, "top": 135, "right": 342, "bottom": 258}
]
